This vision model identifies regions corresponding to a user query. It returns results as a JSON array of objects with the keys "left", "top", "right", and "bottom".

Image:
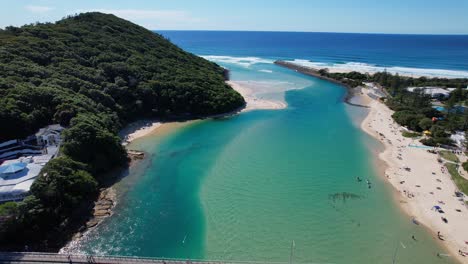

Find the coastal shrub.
[
  {"left": 430, "top": 125, "right": 449, "bottom": 138},
  {"left": 420, "top": 137, "right": 454, "bottom": 147},
  {"left": 402, "top": 131, "right": 421, "bottom": 138},
  {"left": 392, "top": 110, "right": 425, "bottom": 131},
  {"left": 463, "top": 161, "right": 468, "bottom": 172},
  {"left": 418, "top": 118, "right": 433, "bottom": 131}
]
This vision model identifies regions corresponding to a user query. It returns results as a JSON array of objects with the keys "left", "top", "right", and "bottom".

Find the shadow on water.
[{"left": 328, "top": 192, "right": 364, "bottom": 203}]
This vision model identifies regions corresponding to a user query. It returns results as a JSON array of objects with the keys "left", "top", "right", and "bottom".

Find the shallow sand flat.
[
  {"left": 360, "top": 89, "right": 468, "bottom": 263},
  {"left": 227, "top": 81, "right": 287, "bottom": 112}
]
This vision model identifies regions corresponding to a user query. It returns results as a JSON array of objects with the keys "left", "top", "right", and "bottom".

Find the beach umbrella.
[{"left": 0, "top": 162, "right": 27, "bottom": 174}]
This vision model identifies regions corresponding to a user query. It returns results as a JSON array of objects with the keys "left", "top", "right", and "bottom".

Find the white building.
[
  {"left": 450, "top": 131, "right": 466, "bottom": 151},
  {"left": 406, "top": 87, "right": 457, "bottom": 99},
  {"left": 35, "top": 124, "right": 64, "bottom": 146},
  {"left": 0, "top": 124, "right": 63, "bottom": 203}
]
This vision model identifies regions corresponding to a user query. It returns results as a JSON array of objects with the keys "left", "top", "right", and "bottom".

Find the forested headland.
[{"left": 0, "top": 12, "right": 244, "bottom": 250}]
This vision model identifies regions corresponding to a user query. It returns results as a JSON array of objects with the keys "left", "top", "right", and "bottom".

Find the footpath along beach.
[{"left": 360, "top": 87, "right": 468, "bottom": 263}]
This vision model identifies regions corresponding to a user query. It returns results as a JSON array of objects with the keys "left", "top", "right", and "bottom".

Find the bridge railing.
[{"left": 0, "top": 251, "right": 336, "bottom": 264}]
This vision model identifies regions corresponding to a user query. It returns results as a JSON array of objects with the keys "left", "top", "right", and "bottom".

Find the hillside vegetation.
[{"left": 0, "top": 12, "right": 244, "bottom": 250}]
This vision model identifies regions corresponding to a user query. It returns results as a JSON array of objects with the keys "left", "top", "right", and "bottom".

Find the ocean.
[
  {"left": 161, "top": 31, "right": 468, "bottom": 78},
  {"left": 72, "top": 32, "right": 465, "bottom": 263}
]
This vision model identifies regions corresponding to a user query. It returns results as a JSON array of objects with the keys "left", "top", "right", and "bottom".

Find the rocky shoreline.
[
  {"left": 69, "top": 149, "right": 146, "bottom": 241},
  {"left": 70, "top": 188, "right": 116, "bottom": 241}
]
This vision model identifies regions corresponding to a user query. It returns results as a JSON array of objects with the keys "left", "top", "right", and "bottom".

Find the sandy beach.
[
  {"left": 360, "top": 87, "right": 468, "bottom": 263},
  {"left": 227, "top": 81, "right": 287, "bottom": 112},
  {"left": 120, "top": 81, "right": 287, "bottom": 144},
  {"left": 119, "top": 119, "right": 163, "bottom": 145}
]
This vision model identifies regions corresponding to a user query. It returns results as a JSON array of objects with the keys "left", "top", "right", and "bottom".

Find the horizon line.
[{"left": 153, "top": 29, "right": 468, "bottom": 36}]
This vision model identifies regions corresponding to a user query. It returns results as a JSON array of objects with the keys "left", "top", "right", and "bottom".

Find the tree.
[
  {"left": 31, "top": 156, "right": 98, "bottom": 210},
  {"left": 61, "top": 115, "right": 128, "bottom": 175},
  {"left": 418, "top": 118, "right": 433, "bottom": 131}
]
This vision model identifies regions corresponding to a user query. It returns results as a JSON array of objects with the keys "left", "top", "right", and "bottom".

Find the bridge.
[
  {"left": 0, "top": 252, "right": 303, "bottom": 264},
  {"left": 1, "top": 252, "right": 215, "bottom": 264}
]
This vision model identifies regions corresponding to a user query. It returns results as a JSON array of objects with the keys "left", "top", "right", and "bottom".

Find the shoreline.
[
  {"left": 359, "top": 89, "right": 468, "bottom": 263},
  {"left": 281, "top": 59, "right": 468, "bottom": 79},
  {"left": 61, "top": 79, "right": 288, "bottom": 250},
  {"left": 119, "top": 119, "right": 163, "bottom": 145},
  {"left": 226, "top": 81, "right": 287, "bottom": 112},
  {"left": 121, "top": 81, "right": 287, "bottom": 144},
  {"left": 274, "top": 60, "right": 369, "bottom": 108}
]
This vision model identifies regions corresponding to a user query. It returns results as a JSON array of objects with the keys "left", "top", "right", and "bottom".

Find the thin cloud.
[
  {"left": 78, "top": 9, "right": 204, "bottom": 29},
  {"left": 25, "top": 5, "right": 54, "bottom": 13}
]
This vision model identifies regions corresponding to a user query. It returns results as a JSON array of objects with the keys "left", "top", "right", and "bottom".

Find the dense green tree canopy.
[{"left": 0, "top": 12, "right": 244, "bottom": 141}]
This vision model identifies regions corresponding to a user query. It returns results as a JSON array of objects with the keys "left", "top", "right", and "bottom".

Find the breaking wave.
[
  {"left": 289, "top": 59, "right": 468, "bottom": 79},
  {"left": 201, "top": 55, "right": 468, "bottom": 79},
  {"left": 201, "top": 55, "right": 274, "bottom": 68}
]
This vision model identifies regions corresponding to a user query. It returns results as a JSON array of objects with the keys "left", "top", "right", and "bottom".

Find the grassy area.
[
  {"left": 445, "top": 163, "right": 468, "bottom": 195},
  {"left": 439, "top": 150, "right": 460, "bottom": 163},
  {"left": 0, "top": 202, "right": 17, "bottom": 216},
  {"left": 402, "top": 131, "right": 421, "bottom": 138}
]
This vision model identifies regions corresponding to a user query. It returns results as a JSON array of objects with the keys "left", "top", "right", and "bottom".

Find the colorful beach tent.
[{"left": 0, "top": 162, "right": 27, "bottom": 174}]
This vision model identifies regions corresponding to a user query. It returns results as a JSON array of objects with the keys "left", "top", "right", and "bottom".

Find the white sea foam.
[
  {"left": 201, "top": 55, "right": 274, "bottom": 68},
  {"left": 288, "top": 59, "right": 468, "bottom": 79},
  {"left": 202, "top": 55, "right": 468, "bottom": 78}
]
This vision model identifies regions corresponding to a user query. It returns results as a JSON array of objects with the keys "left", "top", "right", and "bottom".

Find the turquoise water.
[{"left": 75, "top": 62, "right": 454, "bottom": 263}]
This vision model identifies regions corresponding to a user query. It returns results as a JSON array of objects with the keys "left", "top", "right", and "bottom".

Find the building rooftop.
[
  {"left": 0, "top": 125, "right": 62, "bottom": 202},
  {"left": 0, "top": 159, "right": 42, "bottom": 187},
  {"left": 35, "top": 124, "right": 64, "bottom": 137},
  {"left": 0, "top": 151, "right": 56, "bottom": 202},
  {"left": 406, "top": 87, "right": 459, "bottom": 98}
]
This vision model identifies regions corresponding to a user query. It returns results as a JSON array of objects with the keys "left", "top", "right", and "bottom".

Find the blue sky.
[{"left": 1, "top": 0, "right": 468, "bottom": 34}]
